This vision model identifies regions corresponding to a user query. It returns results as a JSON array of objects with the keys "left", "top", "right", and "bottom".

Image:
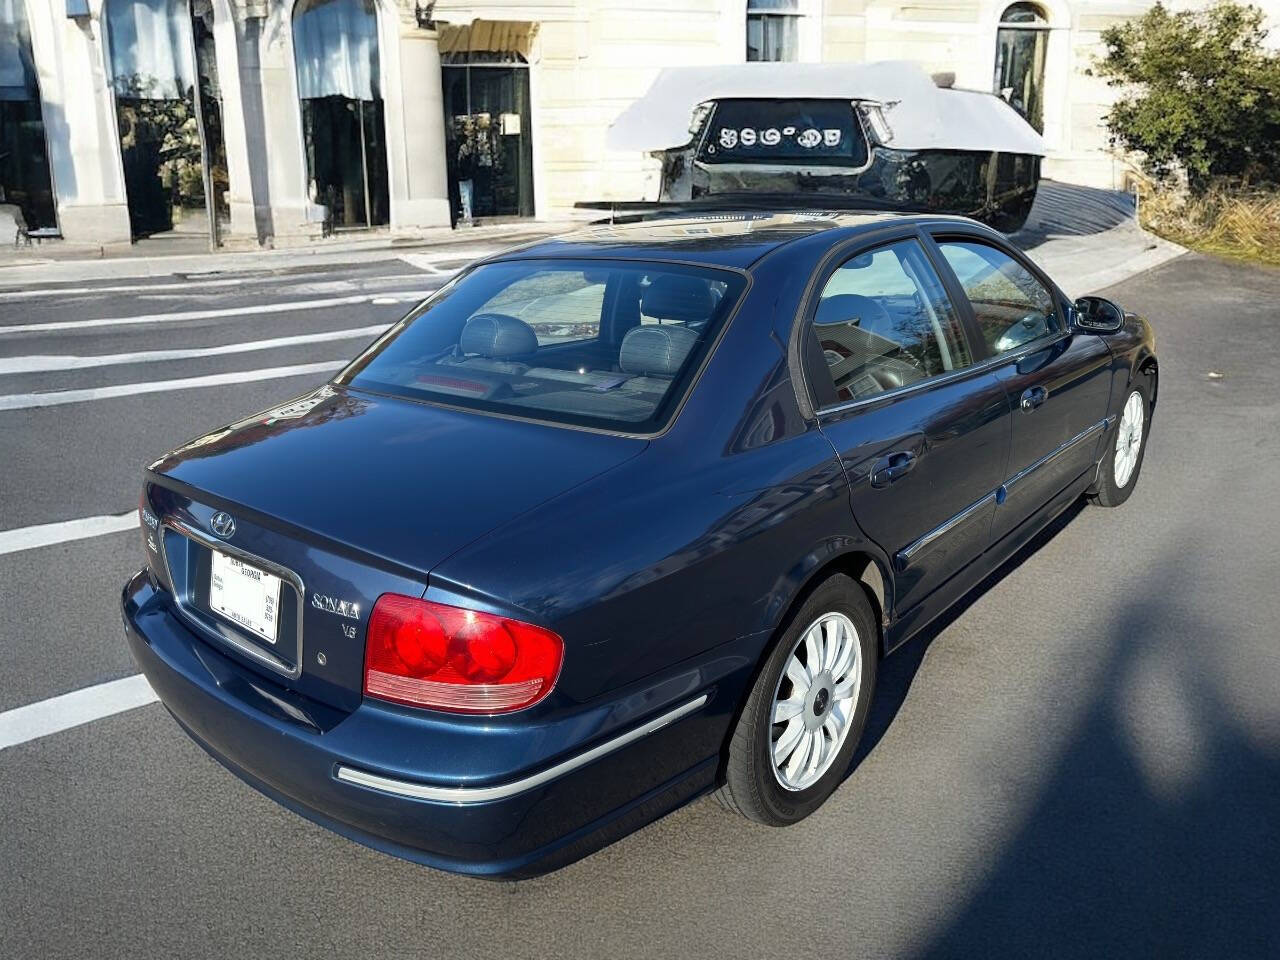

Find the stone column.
[
  {"left": 384, "top": 17, "right": 451, "bottom": 229},
  {"left": 26, "top": 1, "right": 131, "bottom": 243},
  {"left": 210, "top": 0, "right": 259, "bottom": 241}
]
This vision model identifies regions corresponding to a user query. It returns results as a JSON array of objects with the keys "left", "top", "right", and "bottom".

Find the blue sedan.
[{"left": 122, "top": 211, "right": 1157, "bottom": 877}]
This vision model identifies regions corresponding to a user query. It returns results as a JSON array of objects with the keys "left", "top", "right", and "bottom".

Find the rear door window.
[
  {"left": 698, "top": 99, "right": 869, "bottom": 167},
  {"left": 806, "top": 239, "right": 973, "bottom": 405},
  {"left": 338, "top": 259, "right": 746, "bottom": 433}
]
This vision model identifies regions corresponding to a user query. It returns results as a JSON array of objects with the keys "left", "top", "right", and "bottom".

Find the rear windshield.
[
  {"left": 698, "top": 99, "right": 869, "bottom": 167},
  {"left": 337, "top": 259, "right": 747, "bottom": 433}
]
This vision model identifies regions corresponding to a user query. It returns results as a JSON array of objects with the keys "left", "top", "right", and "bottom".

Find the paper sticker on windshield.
[{"left": 698, "top": 100, "right": 865, "bottom": 167}]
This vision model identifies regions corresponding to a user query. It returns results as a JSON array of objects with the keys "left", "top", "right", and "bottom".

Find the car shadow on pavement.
[
  {"left": 851, "top": 503, "right": 1280, "bottom": 959},
  {"left": 852, "top": 499, "right": 1088, "bottom": 772}
]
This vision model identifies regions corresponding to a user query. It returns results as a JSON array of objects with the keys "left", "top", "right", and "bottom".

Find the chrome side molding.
[{"left": 896, "top": 417, "right": 1112, "bottom": 571}]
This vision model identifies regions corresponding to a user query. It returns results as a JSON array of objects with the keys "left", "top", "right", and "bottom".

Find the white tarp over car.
[{"left": 606, "top": 60, "right": 1045, "bottom": 157}]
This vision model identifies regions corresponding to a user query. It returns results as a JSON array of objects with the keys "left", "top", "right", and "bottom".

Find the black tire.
[
  {"left": 716, "top": 574, "right": 877, "bottom": 826},
  {"left": 1090, "top": 383, "right": 1150, "bottom": 508}
]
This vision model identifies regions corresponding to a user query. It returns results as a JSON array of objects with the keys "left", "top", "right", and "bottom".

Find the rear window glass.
[
  {"left": 698, "top": 99, "right": 869, "bottom": 167},
  {"left": 337, "top": 259, "right": 746, "bottom": 433}
]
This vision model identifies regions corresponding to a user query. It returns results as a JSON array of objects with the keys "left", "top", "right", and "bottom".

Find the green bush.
[{"left": 1095, "top": 1, "right": 1280, "bottom": 190}]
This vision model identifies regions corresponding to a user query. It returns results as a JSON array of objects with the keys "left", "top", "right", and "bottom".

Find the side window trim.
[
  {"left": 799, "top": 232, "right": 982, "bottom": 414},
  {"left": 926, "top": 229, "right": 1066, "bottom": 357}
]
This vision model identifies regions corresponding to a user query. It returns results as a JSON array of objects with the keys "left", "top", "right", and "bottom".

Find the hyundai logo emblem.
[{"left": 209, "top": 511, "right": 236, "bottom": 539}]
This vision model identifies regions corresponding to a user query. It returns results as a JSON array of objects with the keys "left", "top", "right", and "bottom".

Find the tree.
[{"left": 1095, "top": 1, "right": 1280, "bottom": 190}]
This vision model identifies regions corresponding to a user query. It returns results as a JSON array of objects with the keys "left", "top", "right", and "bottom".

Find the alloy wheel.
[
  {"left": 1114, "top": 390, "right": 1145, "bottom": 488},
  {"left": 770, "top": 612, "right": 862, "bottom": 791}
]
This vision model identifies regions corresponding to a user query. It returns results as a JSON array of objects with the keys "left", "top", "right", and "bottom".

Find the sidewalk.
[{"left": 0, "top": 220, "right": 574, "bottom": 289}]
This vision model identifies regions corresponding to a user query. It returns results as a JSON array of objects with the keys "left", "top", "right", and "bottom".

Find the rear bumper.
[{"left": 122, "top": 570, "right": 731, "bottom": 878}]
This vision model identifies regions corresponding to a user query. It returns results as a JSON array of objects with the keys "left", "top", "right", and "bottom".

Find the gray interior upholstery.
[
  {"left": 641, "top": 275, "right": 717, "bottom": 323},
  {"left": 619, "top": 324, "right": 700, "bottom": 377},
  {"left": 458, "top": 313, "right": 538, "bottom": 358}
]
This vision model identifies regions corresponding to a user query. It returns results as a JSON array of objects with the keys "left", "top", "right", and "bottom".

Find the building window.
[
  {"left": 746, "top": 0, "right": 800, "bottom": 62},
  {"left": 1, "top": 0, "right": 58, "bottom": 232},
  {"left": 994, "top": 2, "right": 1049, "bottom": 133}
]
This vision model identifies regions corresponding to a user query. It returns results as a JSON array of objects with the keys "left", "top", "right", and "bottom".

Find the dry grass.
[{"left": 1140, "top": 185, "right": 1280, "bottom": 266}]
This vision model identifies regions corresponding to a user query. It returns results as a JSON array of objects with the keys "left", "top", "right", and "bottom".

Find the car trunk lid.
[{"left": 144, "top": 386, "right": 645, "bottom": 711}]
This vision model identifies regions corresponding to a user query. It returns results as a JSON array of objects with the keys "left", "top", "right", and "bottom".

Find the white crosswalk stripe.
[
  {"left": 0, "top": 360, "right": 345, "bottom": 410},
  {"left": 0, "top": 324, "right": 388, "bottom": 375},
  {"left": 0, "top": 290, "right": 431, "bottom": 336}
]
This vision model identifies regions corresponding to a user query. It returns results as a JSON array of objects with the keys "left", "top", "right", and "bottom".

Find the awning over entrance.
[{"left": 437, "top": 20, "right": 538, "bottom": 60}]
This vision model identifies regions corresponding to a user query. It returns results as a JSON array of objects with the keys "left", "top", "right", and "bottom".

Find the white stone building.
[{"left": 3, "top": 0, "right": 1277, "bottom": 246}]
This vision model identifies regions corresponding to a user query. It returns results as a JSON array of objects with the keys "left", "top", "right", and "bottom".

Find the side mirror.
[{"left": 1072, "top": 296, "right": 1125, "bottom": 334}]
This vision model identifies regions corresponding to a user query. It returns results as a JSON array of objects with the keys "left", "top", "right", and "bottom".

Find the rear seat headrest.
[
  {"left": 641, "top": 275, "right": 716, "bottom": 323},
  {"left": 620, "top": 324, "right": 700, "bottom": 378},
  {"left": 459, "top": 313, "right": 538, "bottom": 358}
]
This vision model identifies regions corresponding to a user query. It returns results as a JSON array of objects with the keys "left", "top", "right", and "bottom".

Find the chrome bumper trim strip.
[{"left": 335, "top": 693, "right": 710, "bottom": 804}]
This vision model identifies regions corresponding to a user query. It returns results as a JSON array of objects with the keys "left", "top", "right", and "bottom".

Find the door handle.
[
  {"left": 1019, "top": 386, "right": 1048, "bottom": 412},
  {"left": 870, "top": 451, "right": 917, "bottom": 488}
]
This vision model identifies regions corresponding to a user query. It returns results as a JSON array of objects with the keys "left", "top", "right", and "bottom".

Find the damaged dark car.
[{"left": 603, "top": 61, "right": 1044, "bottom": 232}]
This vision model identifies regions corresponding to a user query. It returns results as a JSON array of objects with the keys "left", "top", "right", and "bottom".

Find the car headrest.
[
  {"left": 619, "top": 324, "right": 701, "bottom": 378},
  {"left": 814, "top": 294, "right": 894, "bottom": 335},
  {"left": 641, "top": 275, "right": 717, "bottom": 324},
  {"left": 459, "top": 313, "right": 538, "bottom": 358}
]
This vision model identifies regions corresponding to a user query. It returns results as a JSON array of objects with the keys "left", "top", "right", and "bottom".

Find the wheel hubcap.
[
  {"left": 1113, "top": 390, "right": 1144, "bottom": 488},
  {"left": 770, "top": 612, "right": 862, "bottom": 792}
]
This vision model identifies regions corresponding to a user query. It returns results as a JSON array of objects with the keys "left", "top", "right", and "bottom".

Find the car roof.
[{"left": 485, "top": 210, "right": 973, "bottom": 270}]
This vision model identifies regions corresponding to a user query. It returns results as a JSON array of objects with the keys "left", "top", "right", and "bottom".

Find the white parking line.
[
  {"left": 0, "top": 360, "right": 345, "bottom": 411},
  {"left": 0, "top": 511, "right": 138, "bottom": 556},
  {"left": 0, "top": 291, "right": 431, "bottom": 336},
  {"left": 0, "top": 324, "right": 388, "bottom": 375},
  {"left": 0, "top": 675, "right": 157, "bottom": 751}
]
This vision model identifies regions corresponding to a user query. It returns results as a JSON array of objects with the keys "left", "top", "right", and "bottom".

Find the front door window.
[{"left": 935, "top": 240, "right": 1060, "bottom": 355}]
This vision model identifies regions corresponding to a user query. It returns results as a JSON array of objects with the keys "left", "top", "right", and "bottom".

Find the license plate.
[{"left": 209, "top": 550, "right": 281, "bottom": 644}]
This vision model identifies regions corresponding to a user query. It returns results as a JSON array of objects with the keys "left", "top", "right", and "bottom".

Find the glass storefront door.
[
  {"left": 105, "top": 0, "right": 230, "bottom": 241},
  {"left": 293, "top": 0, "right": 388, "bottom": 230},
  {"left": 441, "top": 57, "right": 533, "bottom": 223},
  {"left": 1, "top": 0, "right": 58, "bottom": 233}
]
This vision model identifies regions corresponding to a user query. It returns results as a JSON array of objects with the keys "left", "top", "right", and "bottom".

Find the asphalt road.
[{"left": 1, "top": 251, "right": 1277, "bottom": 959}]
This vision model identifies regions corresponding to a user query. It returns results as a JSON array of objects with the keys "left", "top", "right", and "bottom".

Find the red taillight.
[{"left": 364, "top": 594, "right": 563, "bottom": 714}]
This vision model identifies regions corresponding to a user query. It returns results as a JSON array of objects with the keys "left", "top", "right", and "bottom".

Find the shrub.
[
  {"left": 1095, "top": 1, "right": 1280, "bottom": 190},
  {"left": 1141, "top": 183, "right": 1280, "bottom": 265}
]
